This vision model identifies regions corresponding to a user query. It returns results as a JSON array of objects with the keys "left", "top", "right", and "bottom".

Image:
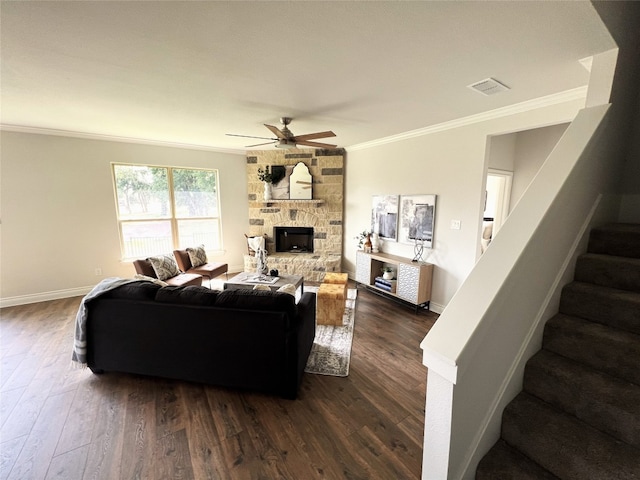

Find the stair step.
[
  {"left": 588, "top": 223, "right": 640, "bottom": 259},
  {"left": 543, "top": 314, "right": 640, "bottom": 385},
  {"left": 575, "top": 253, "right": 640, "bottom": 293},
  {"left": 524, "top": 349, "right": 640, "bottom": 448},
  {"left": 559, "top": 281, "right": 640, "bottom": 335},
  {"left": 476, "top": 439, "right": 559, "bottom": 480},
  {"left": 502, "top": 392, "right": 640, "bottom": 479}
]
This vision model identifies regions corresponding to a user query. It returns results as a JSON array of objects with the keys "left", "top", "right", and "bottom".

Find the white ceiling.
[{"left": 1, "top": 1, "right": 615, "bottom": 152}]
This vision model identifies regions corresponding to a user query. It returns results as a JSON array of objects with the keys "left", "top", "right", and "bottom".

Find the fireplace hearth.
[{"left": 275, "top": 227, "right": 314, "bottom": 253}]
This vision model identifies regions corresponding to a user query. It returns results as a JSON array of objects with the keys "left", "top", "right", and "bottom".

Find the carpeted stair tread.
[
  {"left": 543, "top": 314, "right": 640, "bottom": 385},
  {"left": 588, "top": 223, "right": 640, "bottom": 259},
  {"left": 559, "top": 281, "right": 640, "bottom": 335},
  {"left": 574, "top": 253, "right": 640, "bottom": 293},
  {"left": 524, "top": 349, "right": 640, "bottom": 448},
  {"left": 502, "top": 392, "right": 640, "bottom": 480},
  {"left": 476, "top": 439, "right": 560, "bottom": 480}
]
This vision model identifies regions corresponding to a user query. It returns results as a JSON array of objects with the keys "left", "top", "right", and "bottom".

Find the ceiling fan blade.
[
  {"left": 295, "top": 140, "right": 338, "bottom": 149},
  {"left": 264, "top": 124, "right": 287, "bottom": 139},
  {"left": 293, "top": 131, "right": 336, "bottom": 141},
  {"left": 246, "top": 141, "right": 277, "bottom": 147},
  {"left": 226, "top": 133, "right": 276, "bottom": 140}
]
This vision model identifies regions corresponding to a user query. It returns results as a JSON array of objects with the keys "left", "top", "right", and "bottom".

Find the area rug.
[{"left": 305, "top": 287, "right": 357, "bottom": 377}]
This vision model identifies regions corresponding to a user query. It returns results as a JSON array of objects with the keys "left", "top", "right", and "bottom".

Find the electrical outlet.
[
  {"left": 450, "top": 220, "right": 461, "bottom": 230},
  {"left": 94, "top": 268, "right": 102, "bottom": 276}
]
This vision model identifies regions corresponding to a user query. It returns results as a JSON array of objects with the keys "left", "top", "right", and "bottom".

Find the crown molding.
[
  {"left": 0, "top": 124, "right": 246, "bottom": 155},
  {"left": 346, "top": 86, "right": 588, "bottom": 152}
]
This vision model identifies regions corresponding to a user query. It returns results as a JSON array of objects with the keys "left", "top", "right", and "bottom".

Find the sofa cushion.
[
  {"left": 100, "top": 281, "right": 162, "bottom": 300},
  {"left": 186, "top": 245, "right": 207, "bottom": 268},
  {"left": 216, "top": 289, "right": 297, "bottom": 318},
  {"left": 148, "top": 254, "right": 180, "bottom": 280},
  {"left": 155, "top": 285, "right": 219, "bottom": 306}
]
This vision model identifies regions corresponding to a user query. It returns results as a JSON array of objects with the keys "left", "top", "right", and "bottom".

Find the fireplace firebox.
[{"left": 274, "top": 227, "right": 314, "bottom": 253}]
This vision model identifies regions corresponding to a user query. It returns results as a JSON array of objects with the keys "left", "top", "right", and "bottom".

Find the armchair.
[{"left": 173, "top": 249, "right": 228, "bottom": 286}]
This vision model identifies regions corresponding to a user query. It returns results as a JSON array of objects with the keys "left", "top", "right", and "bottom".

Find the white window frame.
[{"left": 112, "top": 163, "right": 222, "bottom": 260}]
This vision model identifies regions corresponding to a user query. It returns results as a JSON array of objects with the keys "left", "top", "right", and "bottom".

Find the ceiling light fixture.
[{"left": 275, "top": 139, "right": 295, "bottom": 149}]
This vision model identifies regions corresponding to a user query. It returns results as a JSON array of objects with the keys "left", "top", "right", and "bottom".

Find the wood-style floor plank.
[{"left": 0, "top": 282, "right": 438, "bottom": 479}]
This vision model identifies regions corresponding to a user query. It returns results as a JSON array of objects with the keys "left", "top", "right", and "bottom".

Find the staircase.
[{"left": 476, "top": 223, "right": 640, "bottom": 479}]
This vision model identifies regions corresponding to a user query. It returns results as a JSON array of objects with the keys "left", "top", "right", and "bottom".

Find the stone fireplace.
[{"left": 245, "top": 149, "right": 345, "bottom": 282}]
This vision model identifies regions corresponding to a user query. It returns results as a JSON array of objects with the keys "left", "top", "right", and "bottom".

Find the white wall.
[
  {"left": 0, "top": 132, "right": 248, "bottom": 305},
  {"left": 344, "top": 98, "right": 585, "bottom": 312},
  {"left": 511, "top": 123, "right": 569, "bottom": 206}
]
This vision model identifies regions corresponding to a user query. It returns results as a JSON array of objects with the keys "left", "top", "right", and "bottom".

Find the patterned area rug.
[{"left": 305, "top": 287, "right": 357, "bottom": 377}]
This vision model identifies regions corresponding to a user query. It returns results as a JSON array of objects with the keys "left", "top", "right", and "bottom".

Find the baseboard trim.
[{"left": 1, "top": 286, "right": 93, "bottom": 308}]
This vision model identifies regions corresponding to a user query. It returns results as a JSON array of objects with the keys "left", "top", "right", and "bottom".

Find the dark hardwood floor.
[{"left": 1, "top": 282, "right": 437, "bottom": 480}]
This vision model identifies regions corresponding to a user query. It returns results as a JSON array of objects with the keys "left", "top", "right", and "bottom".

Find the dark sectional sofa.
[{"left": 85, "top": 282, "right": 316, "bottom": 399}]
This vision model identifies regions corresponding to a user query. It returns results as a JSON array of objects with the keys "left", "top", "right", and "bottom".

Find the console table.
[{"left": 355, "top": 251, "right": 433, "bottom": 312}]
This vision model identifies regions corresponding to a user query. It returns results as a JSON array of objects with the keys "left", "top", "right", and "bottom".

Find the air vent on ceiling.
[{"left": 467, "top": 77, "right": 510, "bottom": 96}]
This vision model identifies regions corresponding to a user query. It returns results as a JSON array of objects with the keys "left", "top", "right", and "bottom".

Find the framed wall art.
[
  {"left": 399, "top": 194, "right": 436, "bottom": 248},
  {"left": 371, "top": 195, "right": 398, "bottom": 241}
]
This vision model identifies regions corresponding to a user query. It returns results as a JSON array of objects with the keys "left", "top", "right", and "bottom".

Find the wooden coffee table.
[{"left": 224, "top": 272, "right": 304, "bottom": 294}]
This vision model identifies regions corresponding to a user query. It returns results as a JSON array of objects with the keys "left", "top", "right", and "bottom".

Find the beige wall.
[
  {"left": 344, "top": 98, "right": 585, "bottom": 312},
  {"left": 511, "top": 123, "right": 570, "bottom": 206},
  {"left": 0, "top": 132, "right": 247, "bottom": 305}
]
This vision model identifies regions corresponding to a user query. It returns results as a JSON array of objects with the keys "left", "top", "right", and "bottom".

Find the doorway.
[{"left": 482, "top": 169, "right": 513, "bottom": 253}]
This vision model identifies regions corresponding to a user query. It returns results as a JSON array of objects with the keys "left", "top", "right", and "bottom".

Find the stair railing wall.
[{"left": 420, "top": 104, "right": 616, "bottom": 479}]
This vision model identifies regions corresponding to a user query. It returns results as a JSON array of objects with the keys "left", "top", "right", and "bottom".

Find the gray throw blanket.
[{"left": 71, "top": 277, "right": 143, "bottom": 367}]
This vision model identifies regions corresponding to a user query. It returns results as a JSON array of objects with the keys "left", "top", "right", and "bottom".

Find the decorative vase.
[
  {"left": 383, "top": 271, "right": 394, "bottom": 280},
  {"left": 364, "top": 233, "right": 372, "bottom": 253},
  {"left": 371, "top": 233, "right": 380, "bottom": 253},
  {"left": 263, "top": 182, "right": 272, "bottom": 201}
]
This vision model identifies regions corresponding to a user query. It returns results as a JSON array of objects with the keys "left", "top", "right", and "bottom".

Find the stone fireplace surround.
[{"left": 245, "top": 149, "right": 344, "bottom": 282}]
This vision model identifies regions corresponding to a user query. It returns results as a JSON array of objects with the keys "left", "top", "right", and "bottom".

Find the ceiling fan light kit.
[{"left": 227, "top": 117, "right": 338, "bottom": 149}]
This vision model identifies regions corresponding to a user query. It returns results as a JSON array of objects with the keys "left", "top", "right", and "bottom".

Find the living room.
[
  {"left": 2, "top": 1, "right": 640, "bottom": 479},
  {"left": 1, "top": 1, "right": 623, "bottom": 311}
]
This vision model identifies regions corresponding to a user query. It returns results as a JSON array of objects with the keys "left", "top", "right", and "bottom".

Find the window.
[{"left": 112, "top": 164, "right": 221, "bottom": 259}]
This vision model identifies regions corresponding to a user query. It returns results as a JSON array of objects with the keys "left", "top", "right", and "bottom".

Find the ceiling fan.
[{"left": 227, "top": 117, "right": 337, "bottom": 149}]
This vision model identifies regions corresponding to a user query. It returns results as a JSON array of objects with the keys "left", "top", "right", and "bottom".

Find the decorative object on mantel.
[
  {"left": 289, "top": 162, "right": 313, "bottom": 200},
  {"left": 371, "top": 195, "right": 399, "bottom": 242},
  {"left": 271, "top": 165, "right": 290, "bottom": 200},
  {"left": 399, "top": 194, "right": 437, "bottom": 248},
  {"left": 257, "top": 166, "right": 274, "bottom": 201},
  {"left": 263, "top": 182, "right": 272, "bottom": 201}
]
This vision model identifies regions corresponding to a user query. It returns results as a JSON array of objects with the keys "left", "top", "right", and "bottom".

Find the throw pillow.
[
  {"left": 186, "top": 245, "right": 207, "bottom": 268},
  {"left": 253, "top": 285, "right": 271, "bottom": 291},
  {"left": 148, "top": 254, "right": 180, "bottom": 281},
  {"left": 276, "top": 284, "right": 296, "bottom": 297}
]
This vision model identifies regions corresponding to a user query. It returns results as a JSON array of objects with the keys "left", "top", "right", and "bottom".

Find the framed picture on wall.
[
  {"left": 371, "top": 195, "right": 398, "bottom": 241},
  {"left": 399, "top": 194, "right": 437, "bottom": 248}
]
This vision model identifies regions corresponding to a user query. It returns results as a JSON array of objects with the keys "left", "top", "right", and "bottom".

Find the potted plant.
[
  {"left": 382, "top": 266, "right": 394, "bottom": 280},
  {"left": 257, "top": 166, "right": 273, "bottom": 200},
  {"left": 355, "top": 230, "right": 371, "bottom": 250},
  {"left": 257, "top": 166, "right": 273, "bottom": 183}
]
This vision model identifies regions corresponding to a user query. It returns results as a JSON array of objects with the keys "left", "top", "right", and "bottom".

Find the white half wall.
[{"left": 0, "top": 132, "right": 248, "bottom": 306}]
